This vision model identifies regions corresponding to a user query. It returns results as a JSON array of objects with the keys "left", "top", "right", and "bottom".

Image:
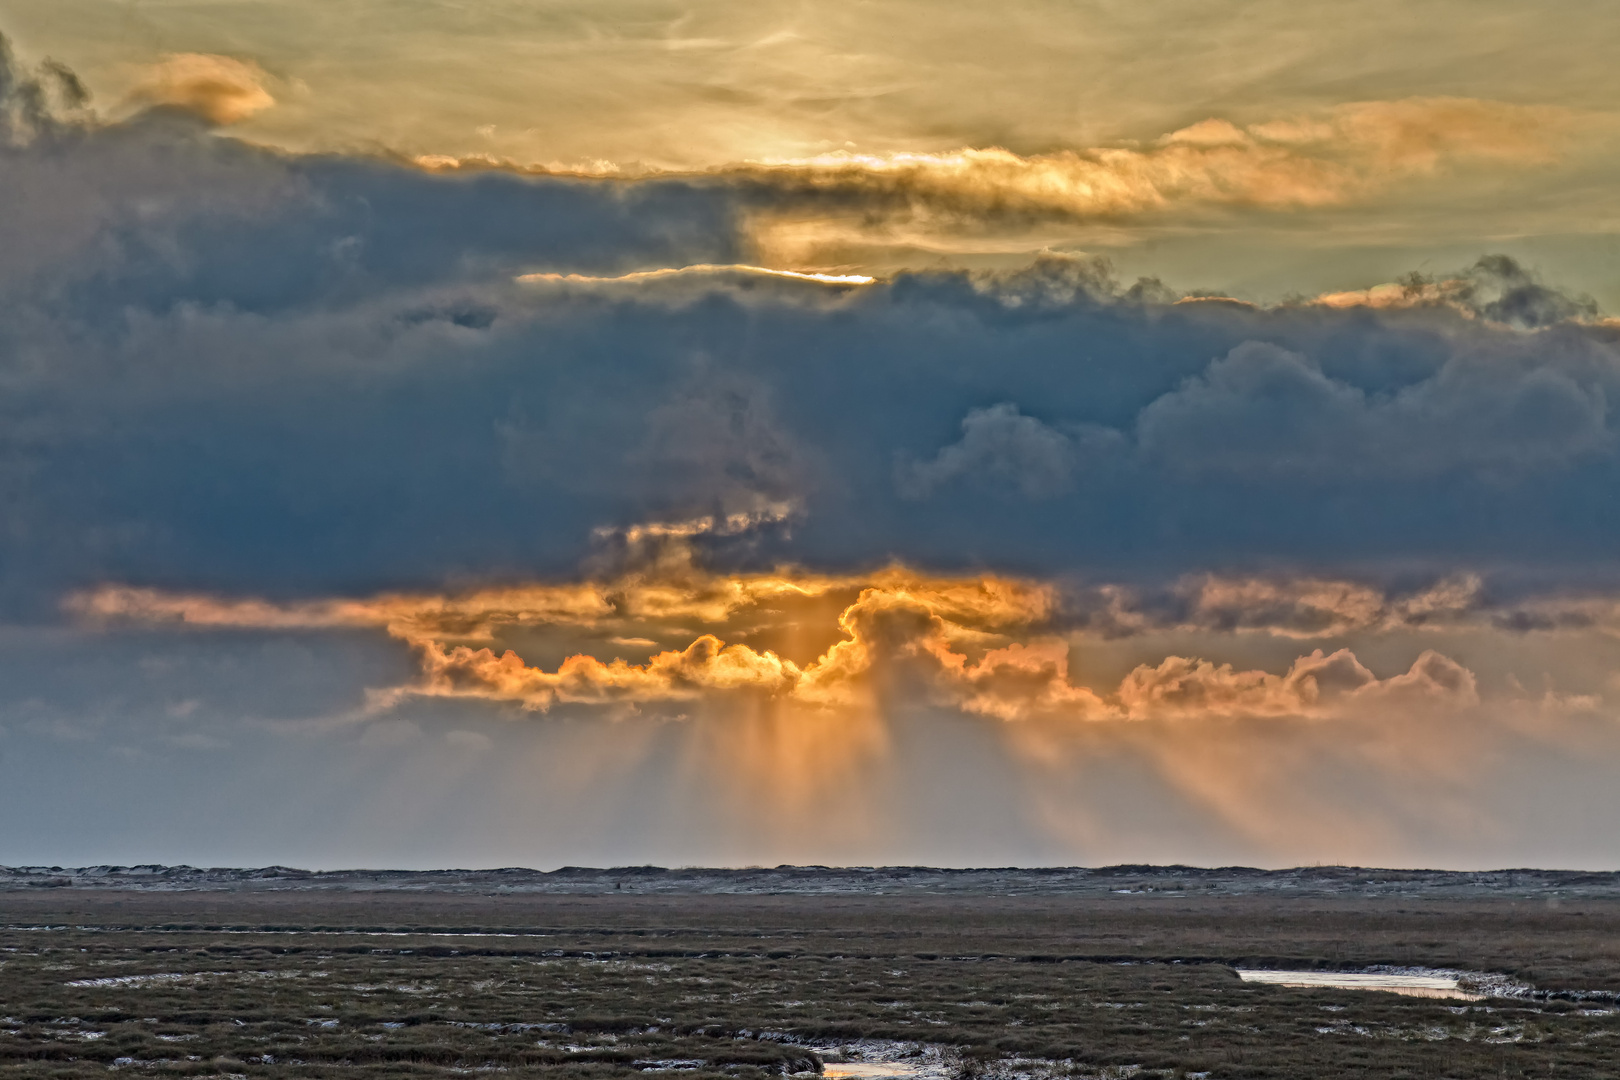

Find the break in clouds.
[{"left": 4, "top": 36, "right": 1620, "bottom": 869}]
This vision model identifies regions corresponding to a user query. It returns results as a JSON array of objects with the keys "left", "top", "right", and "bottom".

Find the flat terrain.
[
  {"left": 6, "top": 864, "right": 1620, "bottom": 901},
  {"left": 3, "top": 868, "right": 1619, "bottom": 1078}
]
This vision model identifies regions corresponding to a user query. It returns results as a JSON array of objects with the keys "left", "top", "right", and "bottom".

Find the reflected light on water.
[{"left": 1237, "top": 969, "right": 1484, "bottom": 1000}]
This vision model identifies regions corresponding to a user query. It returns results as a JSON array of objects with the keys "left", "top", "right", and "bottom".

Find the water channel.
[{"left": 1236, "top": 969, "right": 1483, "bottom": 999}]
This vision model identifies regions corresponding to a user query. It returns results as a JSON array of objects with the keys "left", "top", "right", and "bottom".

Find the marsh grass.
[{"left": 1, "top": 891, "right": 1616, "bottom": 1078}]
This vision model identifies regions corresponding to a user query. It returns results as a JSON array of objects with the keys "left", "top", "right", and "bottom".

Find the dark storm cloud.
[
  {"left": 1134, "top": 336, "right": 1610, "bottom": 479},
  {"left": 4, "top": 40, "right": 1620, "bottom": 621}
]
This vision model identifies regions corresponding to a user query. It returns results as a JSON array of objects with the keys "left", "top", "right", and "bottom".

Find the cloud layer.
[
  {"left": 3, "top": 34, "right": 1620, "bottom": 868},
  {"left": 74, "top": 531, "right": 1619, "bottom": 735},
  {"left": 124, "top": 54, "right": 275, "bottom": 125}
]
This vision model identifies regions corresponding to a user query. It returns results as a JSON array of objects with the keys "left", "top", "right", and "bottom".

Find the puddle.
[
  {"left": 811, "top": 1043, "right": 936, "bottom": 1080},
  {"left": 1237, "top": 970, "right": 1483, "bottom": 1000}
]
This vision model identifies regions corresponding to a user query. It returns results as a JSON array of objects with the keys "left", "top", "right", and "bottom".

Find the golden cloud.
[
  {"left": 730, "top": 98, "right": 1572, "bottom": 263},
  {"left": 74, "top": 553, "right": 1491, "bottom": 725},
  {"left": 740, "top": 98, "right": 1562, "bottom": 216},
  {"left": 405, "top": 97, "right": 1577, "bottom": 269},
  {"left": 126, "top": 53, "right": 275, "bottom": 125}
]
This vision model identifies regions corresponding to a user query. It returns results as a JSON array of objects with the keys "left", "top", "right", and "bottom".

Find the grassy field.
[{"left": 2, "top": 889, "right": 1617, "bottom": 1079}]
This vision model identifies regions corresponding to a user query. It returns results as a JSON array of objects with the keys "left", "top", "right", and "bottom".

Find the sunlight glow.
[{"left": 518, "top": 264, "right": 875, "bottom": 286}]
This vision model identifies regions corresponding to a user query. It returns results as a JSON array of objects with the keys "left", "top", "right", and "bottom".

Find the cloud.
[
  {"left": 5, "top": 22, "right": 1620, "bottom": 871},
  {"left": 418, "top": 632, "right": 800, "bottom": 707},
  {"left": 5, "top": 245, "right": 1617, "bottom": 616},
  {"left": 738, "top": 98, "right": 1568, "bottom": 223},
  {"left": 1135, "top": 338, "right": 1612, "bottom": 480},
  {"left": 897, "top": 404, "right": 1083, "bottom": 499},
  {"left": 72, "top": 559, "right": 1073, "bottom": 718},
  {"left": 383, "top": 93, "right": 1597, "bottom": 271},
  {"left": 724, "top": 97, "right": 1578, "bottom": 262},
  {"left": 1117, "top": 648, "right": 1477, "bottom": 719},
  {"left": 125, "top": 54, "right": 276, "bottom": 125},
  {"left": 517, "top": 264, "right": 874, "bottom": 286},
  {"left": 1138, "top": 573, "right": 1484, "bottom": 639},
  {"left": 74, "top": 558, "right": 1501, "bottom": 726},
  {"left": 68, "top": 554, "right": 1058, "bottom": 718},
  {"left": 1313, "top": 256, "right": 1601, "bottom": 328},
  {"left": 0, "top": 37, "right": 745, "bottom": 302},
  {"left": 6, "top": 44, "right": 1620, "bottom": 634}
]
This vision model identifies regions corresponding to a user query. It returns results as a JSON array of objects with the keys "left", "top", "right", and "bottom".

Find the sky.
[{"left": 1, "top": 2, "right": 1619, "bottom": 871}]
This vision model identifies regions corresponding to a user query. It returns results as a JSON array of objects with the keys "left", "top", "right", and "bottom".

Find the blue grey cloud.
[
  {"left": 3, "top": 40, "right": 1620, "bottom": 619},
  {"left": 896, "top": 403, "right": 1124, "bottom": 499},
  {"left": 1135, "top": 338, "right": 1612, "bottom": 479}
]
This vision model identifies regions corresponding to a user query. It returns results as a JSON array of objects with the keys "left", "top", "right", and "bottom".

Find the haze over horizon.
[{"left": 2, "top": 2, "right": 1620, "bottom": 872}]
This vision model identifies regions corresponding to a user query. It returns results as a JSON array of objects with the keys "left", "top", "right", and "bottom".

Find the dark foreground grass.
[{"left": 1, "top": 890, "right": 1617, "bottom": 1078}]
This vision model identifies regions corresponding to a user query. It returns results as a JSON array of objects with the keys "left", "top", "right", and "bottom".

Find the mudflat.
[{"left": 2, "top": 869, "right": 1618, "bottom": 1078}]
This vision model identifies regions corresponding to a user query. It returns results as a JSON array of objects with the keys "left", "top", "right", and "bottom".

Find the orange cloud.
[
  {"left": 733, "top": 98, "right": 1572, "bottom": 263},
  {"left": 403, "top": 97, "right": 1576, "bottom": 269},
  {"left": 743, "top": 98, "right": 1565, "bottom": 219},
  {"left": 73, "top": 558, "right": 1487, "bottom": 725},
  {"left": 355, "top": 572, "right": 1076, "bottom": 717},
  {"left": 418, "top": 632, "right": 801, "bottom": 705},
  {"left": 126, "top": 54, "right": 275, "bottom": 125}
]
